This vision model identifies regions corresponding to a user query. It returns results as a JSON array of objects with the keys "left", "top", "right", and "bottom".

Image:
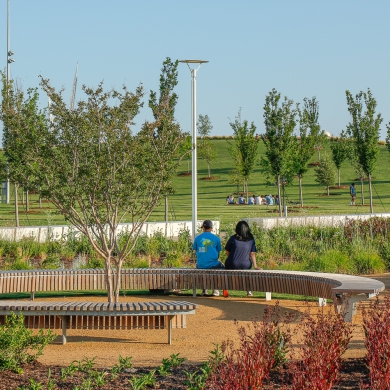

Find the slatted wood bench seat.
[
  {"left": 0, "top": 269, "right": 385, "bottom": 322},
  {"left": 0, "top": 300, "right": 197, "bottom": 345}
]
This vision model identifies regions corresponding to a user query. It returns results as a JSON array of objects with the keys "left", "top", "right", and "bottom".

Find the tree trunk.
[
  {"left": 277, "top": 175, "right": 282, "bottom": 217},
  {"left": 299, "top": 175, "right": 303, "bottom": 207},
  {"left": 247, "top": 178, "right": 250, "bottom": 204},
  {"left": 26, "top": 190, "right": 29, "bottom": 213},
  {"left": 338, "top": 169, "right": 341, "bottom": 187},
  {"left": 207, "top": 163, "right": 211, "bottom": 178},
  {"left": 113, "top": 262, "right": 122, "bottom": 303},
  {"left": 105, "top": 260, "right": 114, "bottom": 303},
  {"left": 360, "top": 178, "right": 365, "bottom": 205},
  {"left": 368, "top": 173, "right": 374, "bottom": 213},
  {"left": 165, "top": 196, "right": 168, "bottom": 237},
  {"left": 327, "top": 186, "right": 330, "bottom": 196},
  {"left": 14, "top": 183, "right": 19, "bottom": 227}
]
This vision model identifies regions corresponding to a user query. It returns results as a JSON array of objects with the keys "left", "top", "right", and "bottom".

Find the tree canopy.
[
  {"left": 1, "top": 58, "right": 187, "bottom": 302},
  {"left": 262, "top": 89, "right": 297, "bottom": 215},
  {"left": 346, "top": 89, "right": 382, "bottom": 212}
]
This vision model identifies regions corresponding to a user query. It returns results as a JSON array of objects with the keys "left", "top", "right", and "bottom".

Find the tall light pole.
[
  {"left": 4, "top": 0, "right": 14, "bottom": 204},
  {"left": 179, "top": 60, "right": 208, "bottom": 239}
]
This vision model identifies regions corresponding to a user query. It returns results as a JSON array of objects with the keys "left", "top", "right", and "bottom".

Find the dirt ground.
[{"left": 26, "top": 272, "right": 390, "bottom": 369}]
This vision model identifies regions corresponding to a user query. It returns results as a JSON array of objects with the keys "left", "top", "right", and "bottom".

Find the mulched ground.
[{"left": 0, "top": 358, "right": 370, "bottom": 389}]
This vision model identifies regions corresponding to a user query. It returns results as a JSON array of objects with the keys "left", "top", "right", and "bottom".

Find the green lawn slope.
[{"left": 0, "top": 139, "right": 389, "bottom": 227}]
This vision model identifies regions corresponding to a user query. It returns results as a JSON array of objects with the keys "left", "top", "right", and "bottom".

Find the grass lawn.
[{"left": 0, "top": 139, "right": 389, "bottom": 227}]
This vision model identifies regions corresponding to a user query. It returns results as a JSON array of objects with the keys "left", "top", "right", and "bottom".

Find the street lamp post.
[
  {"left": 179, "top": 60, "right": 208, "bottom": 240},
  {"left": 4, "top": 0, "right": 14, "bottom": 204}
]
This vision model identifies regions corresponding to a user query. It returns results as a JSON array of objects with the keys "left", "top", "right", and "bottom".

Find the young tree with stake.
[
  {"left": 262, "top": 89, "right": 297, "bottom": 216},
  {"left": 228, "top": 109, "right": 260, "bottom": 202},
  {"left": 345, "top": 89, "right": 382, "bottom": 213}
]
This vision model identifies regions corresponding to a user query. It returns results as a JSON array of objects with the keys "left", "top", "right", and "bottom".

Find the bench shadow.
[{"left": 52, "top": 335, "right": 169, "bottom": 344}]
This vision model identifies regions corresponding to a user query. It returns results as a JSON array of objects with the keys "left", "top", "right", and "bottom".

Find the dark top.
[{"left": 224, "top": 235, "right": 257, "bottom": 270}]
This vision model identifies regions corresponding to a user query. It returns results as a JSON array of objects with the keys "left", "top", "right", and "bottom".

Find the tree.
[
  {"left": 197, "top": 114, "right": 217, "bottom": 178},
  {"left": 3, "top": 58, "right": 187, "bottom": 303},
  {"left": 346, "top": 89, "right": 382, "bottom": 213},
  {"left": 228, "top": 109, "right": 260, "bottom": 201},
  {"left": 330, "top": 131, "right": 349, "bottom": 187},
  {"left": 293, "top": 97, "right": 321, "bottom": 207},
  {"left": 347, "top": 140, "right": 366, "bottom": 206},
  {"left": 314, "top": 153, "right": 336, "bottom": 196},
  {"left": 0, "top": 75, "right": 43, "bottom": 227},
  {"left": 386, "top": 122, "right": 390, "bottom": 154},
  {"left": 262, "top": 89, "right": 297, "bottom": 216}
]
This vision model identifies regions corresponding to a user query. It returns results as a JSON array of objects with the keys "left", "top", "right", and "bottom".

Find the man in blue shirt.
[
  {"left": 350, "top": 183, "right": 356, "bottom": 205},
  {"left": 193, "top": 220, "right": 224, "bottom": 296}
]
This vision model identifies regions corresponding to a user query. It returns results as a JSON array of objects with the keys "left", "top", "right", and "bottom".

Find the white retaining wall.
[
  {"left": 0, "top": 220, "right": 220, "bottom": 242},
  {"left": 247, "top": 213, "right": 390, "bottom": 229}
]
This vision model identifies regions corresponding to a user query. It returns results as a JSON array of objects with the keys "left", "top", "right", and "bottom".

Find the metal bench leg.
[
  {"left": 30, "top": 292, "right": 35, "bottom": 301},
  {"left": 168, "top": 315, "right": 174, "bottom": 345},
  {"left": 192, "top": 276, "right": 197, "bottom": 298},
  {"left": 336, "top": 294, "right": 367, "bottom": 322},
  {"left": 265, "top": 292, "right": 272, "bottom": 301},
  {"left": 59, "top": 315, "right": 68, "bottom": 345},
  {"left": 318, "top": 297, "right": 327, "bottom": 306}
]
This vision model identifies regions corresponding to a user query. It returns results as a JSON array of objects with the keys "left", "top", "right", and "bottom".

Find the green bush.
[
  {"left": 305, "top": 250, "right": 353, "bottom": 274},
  {"left": 352, "top": 250, "right": 386, "bottom": 274},
  {"left": 41, "top": 254, "right": 62, "bottom": 269},
  {"left": 0, "top": 312, "right": 56, "bottom": 373}
]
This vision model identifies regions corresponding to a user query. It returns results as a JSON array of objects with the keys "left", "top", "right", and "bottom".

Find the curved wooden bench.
[
  {"left": 0, "top": 300, "right": 196, "bottom": 345},
  {"left": 0, "top": 269, "right": 385, "bottom": 321}
]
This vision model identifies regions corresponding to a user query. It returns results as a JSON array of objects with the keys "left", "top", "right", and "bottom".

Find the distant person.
[
  {"left": 225, "top": 220, "right": 259, "bottom": 296},
  {"left": 248, "top": 195, "right": 255, "bottom": 205},
  {"left": 193, "top": 220, "right": 224, "bottom": 297},
  {"left": 274, "top": 195, "right": 280, "bottom": 206},
  {"left": 255, "top": 194, "right": 262, "bottom": 205},
  {"left": 350, "top": 183, "right": 356, "bottom": 205},
  {"left": 227, "top": 194, "right": 235, "bottom": 204},
  {"left": 238, "top": 194, "right": 245, "bottom": 204},
  {"left": 265, "top": 194, "right": 274, "bottom": 205}
]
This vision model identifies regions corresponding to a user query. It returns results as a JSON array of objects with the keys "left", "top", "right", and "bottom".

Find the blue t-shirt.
[
  {"left": 350, "top": 185, "right": 356, "bottom": 196},
  {"left": 225, "top": 236, "right": 257, "bottom": 270},
  {"left": 193, "top": 231, "right": 222, "bottom": 269}
]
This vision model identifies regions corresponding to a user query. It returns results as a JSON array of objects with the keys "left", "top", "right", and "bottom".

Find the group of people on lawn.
[
  {"left": 226, "top": 194, "right": 279, "bottom": 206},
  {"left": 193, "top": 219, "right": 259, "bottom": 297}
]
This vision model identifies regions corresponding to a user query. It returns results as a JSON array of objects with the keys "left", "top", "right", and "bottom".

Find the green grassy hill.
[
  {"left": 0, "top": 139, "right": 389, "bottom": 227},
  {"left": 149, "top": 139, "right": 390, "bottom": 225}
]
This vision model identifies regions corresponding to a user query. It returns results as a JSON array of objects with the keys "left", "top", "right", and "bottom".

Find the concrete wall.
[
  {"left": 247, "top": 213, "right": 390, "bottom": 229},
  {"left": 0, "top": 220, "right": 221, "bottom": 242}
]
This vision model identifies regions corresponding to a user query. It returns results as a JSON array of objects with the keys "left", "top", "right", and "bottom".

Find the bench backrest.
[{"left": 0, "top": 269, "right": 385, "bottom": 300}]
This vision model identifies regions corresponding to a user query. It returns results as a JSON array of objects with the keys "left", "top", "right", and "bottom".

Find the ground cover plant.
[{"left": 361, "top": 295, "right": 390, "bottom": 389}]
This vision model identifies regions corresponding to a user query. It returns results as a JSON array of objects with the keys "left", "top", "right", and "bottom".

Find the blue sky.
[{"left": 1, "top": 0, "right": 390, "bottom": 140}]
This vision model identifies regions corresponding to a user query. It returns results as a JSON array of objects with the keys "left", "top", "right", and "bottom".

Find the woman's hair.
[{"left": 235, "top": 220, "right": 254, "bottom": 241}]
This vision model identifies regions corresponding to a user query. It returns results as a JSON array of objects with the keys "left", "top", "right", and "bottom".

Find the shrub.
[
  {"left": 287, "top": 307, "right": 352, "bottom": 390},
  {"left": 352, "top": 250, "right": 386, "bottom": 274},
  {"left": 361, "top": 295, "right": 390, "bottom": 389},
  {"left": 305, "top": 249, "right": 353, "bottom": 274},
  {"left": 0, "top": 312, "right": 56, "bottom": 373},
  {"left": 42, "top": 253, "right": 62, "bottom": 269},
  {"left": 205, "top": 304, "right": 293, "bottom": 389}
]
